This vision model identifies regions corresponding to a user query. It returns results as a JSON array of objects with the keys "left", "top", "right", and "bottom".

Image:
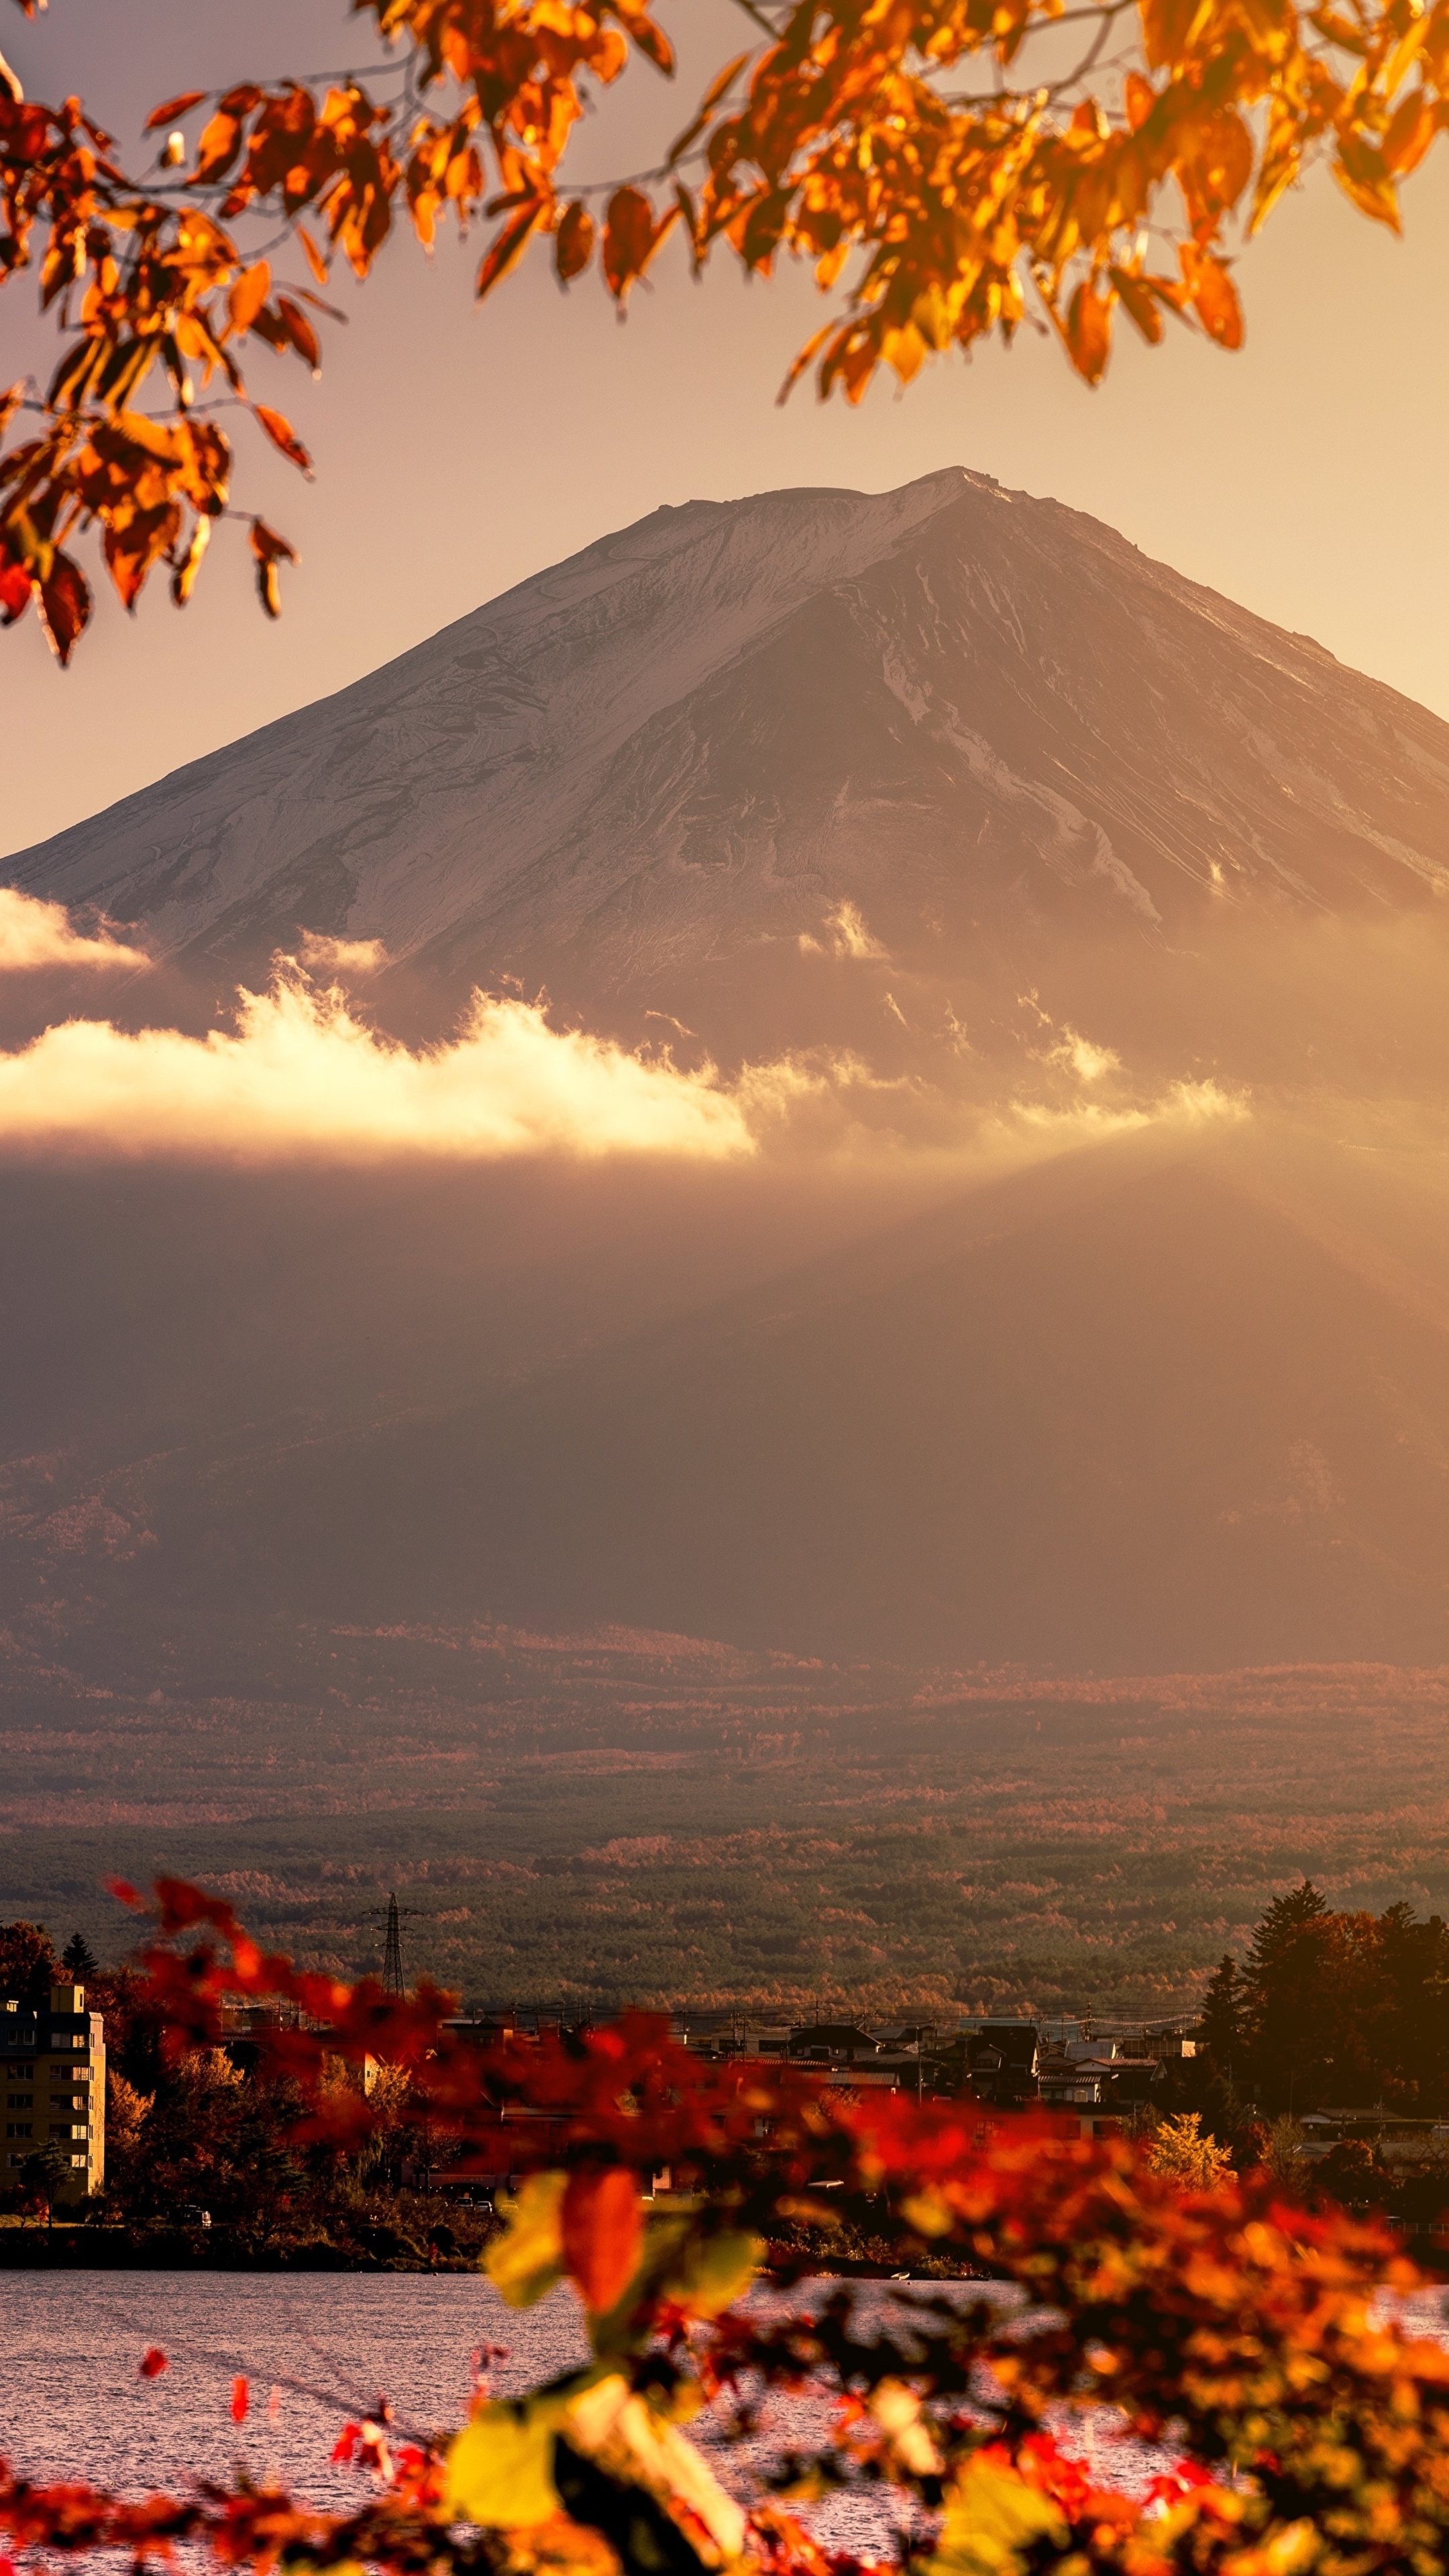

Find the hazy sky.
[{"left": 4, "top": 0, "right": 1448, "bottom": 861}]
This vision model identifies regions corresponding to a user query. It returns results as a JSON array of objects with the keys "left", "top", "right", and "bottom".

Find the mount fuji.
[
  {"left": 9, "top": 465, "right": 1449, "bottom": 1038},
  {"left": 5, "top": 470, "right": 1449, "bottom": 1700}
]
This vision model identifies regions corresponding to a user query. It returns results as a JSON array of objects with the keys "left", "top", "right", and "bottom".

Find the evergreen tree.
[
  {"left": 1370, "top": 1902, "right": 1449, "bottom": 2106},
  {"left": 61, "top": 1931, "right": 99, "bottom": 1981},
  {"left": 1241, "top": 1880, "right": 1341, "bottom": 2112},
  {"left": 1199, "top": 1955, "right": 1244, "bottom": 2072}
]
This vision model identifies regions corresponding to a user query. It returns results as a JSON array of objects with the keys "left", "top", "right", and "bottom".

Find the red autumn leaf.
[
  {"left": 331, "top": 2424, "right": 362, "bottom": 2464},
  {"left": 253, "top": 405, "right": 313, "bottom": 475},
  {"left": 275, "top": 294, "right": 321, "bottom": 370},
  {"left": 0, "top": 555, "right": 31, "bottom": 625},
  {"left": 561, "top": 2167, "right": 643, "bottom": 2313},
  {"left": 230, "top": 2377, "right": 249, "bottom": 2424},
  {"left": 602, "top": 186, "right": 667, "bottom": 301},
  {"left": 555, "top": 200, "right": 595, "bottom": 284},
  {"left": 36, "top": 551, "right": 91, "bottom": 665},
  {"left": 107, "top": 1878, "right": 142, "bottom": 1906},
  {"left": 144, "top": 90, "right": 207, "bottom": 131},
  {"left": 139, "top": 2348, "right": 169, "bottom": 2379}
]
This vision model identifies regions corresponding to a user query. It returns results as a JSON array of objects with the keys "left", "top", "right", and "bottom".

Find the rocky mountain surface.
[{"left": 9, "top": 468, "right": 1449, "bottom": 1028}]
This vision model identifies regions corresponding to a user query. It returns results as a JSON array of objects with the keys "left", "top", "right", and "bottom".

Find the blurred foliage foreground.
[{"left": 6, "top": 1880, "right": 1449, "bottom": 2576}]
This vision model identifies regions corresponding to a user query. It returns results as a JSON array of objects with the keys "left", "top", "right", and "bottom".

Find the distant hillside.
[{"left": 4, "top": 1122, "right": 1449, "bottom": 1676}]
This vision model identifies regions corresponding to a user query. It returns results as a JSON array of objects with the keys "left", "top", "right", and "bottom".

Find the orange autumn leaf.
[
  {"left": 227, "top": 259, "right": 271, "bottom": 335},
  {"left": 1066, "top": 276, "right": 1114, "bottom": 382},
  {"left": 275, "top": 294, "right": 321, "bottom": 370},
  {"left": 561, "top": 2167, "right": 643, "bottom": 2312},
  {"left": 1109, "top": 265, "right": 1163, "bottom": 342},
  {"left": 1383, "top": 88, "right": 1438, "bottom": 174},
  {"left": 36, "top": 552, "right": 91, "bottom": 664},
  {"left": 297, "top": 223, "right": 329, "bottom": 284},
  {"left": 476, "top": 202, "right": 545, "bottom": 300},
  {"left": 1182, "top": 246, "right": 1244, "bottom": 346},
  {"left": 252, "top": 404, "right": 313, "bottom": 474},
  {"left": 6, "top": 0, "right": 1449, "bottom": 656},
  {"left": 144, "top": 89, "right": 207, "bottom": 131},
  {"left": 555, "top": 199, "right": 595, "bottom": 282}
]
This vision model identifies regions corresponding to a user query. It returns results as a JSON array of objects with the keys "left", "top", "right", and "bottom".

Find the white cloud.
[
  {"left": 0, "top": 963, "right": 761, "bottom": 1164},
  {"left": 799, "top": 901, "right": 891, "bottom": 963},
  {"left": 296, "top": 930, "right": 389, "bottom": 976},
  {"left": 0, "top": 888, "right": 150, "bottom": 974},
  {"left": 1050, "top": 1025, "right": 1121, "bottom": 1085}
]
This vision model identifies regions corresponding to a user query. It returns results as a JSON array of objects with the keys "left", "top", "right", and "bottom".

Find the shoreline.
[{"left": 0, "top": 2228, "right": 979, "bottom": 2280}]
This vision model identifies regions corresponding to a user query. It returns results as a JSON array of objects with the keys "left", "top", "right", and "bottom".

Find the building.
[{"left": 3, "top": 1981, "right": 105, "bottom": 2202}]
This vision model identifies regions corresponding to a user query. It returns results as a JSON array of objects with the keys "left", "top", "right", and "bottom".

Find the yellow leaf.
[
  {"left": 484, "top": 2170, "right": 568, "bottom": 2308},
  {"left": 669, "top": 2229, "right": 763, "bottom": 2316},
  {"left": 170, "top": 513, "right": 211, "bottom": 608},
  {"left": 902, "top": 2184, "right": 955, "bottom": 2236},
  {"left": 446, "top": 2402, "right": 559, "bottom": 2528},
  {"left": 566, "top": 2375, "right": 748, "bottom": 2561},
  {"left": 931, "top": 2455, "right": 1069, "bottom": 2576},
  {"left": 881, "top": 322, "right": 927, "bottom": 384}
]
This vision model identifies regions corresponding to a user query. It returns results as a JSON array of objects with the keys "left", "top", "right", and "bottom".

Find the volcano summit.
[{"left": 10, "top": 466, "right": 1449, "bottom": 1033}]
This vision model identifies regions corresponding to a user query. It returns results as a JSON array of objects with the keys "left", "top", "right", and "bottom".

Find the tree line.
[{"left": 1195, "top": 1878, "right": 1449, "bottom": 2118}]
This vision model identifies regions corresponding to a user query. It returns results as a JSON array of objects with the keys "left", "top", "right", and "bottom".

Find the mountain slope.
[
  {"left": 10, "top": 470, "right": 1449, "bottom": 1016},
  {"left": 9, "top": 1128, "right": 1449, "bottom": 1677}
]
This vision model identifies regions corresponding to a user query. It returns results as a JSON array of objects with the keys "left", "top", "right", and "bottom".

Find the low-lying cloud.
[
  {"left": 0, "top": 965, "right": 761, "bottom": 1163},
  {"left": 297, "top": 930, "right": 388, "bottom": 976},
  {"left": 0, "top": 887, "right": 150, "bottom": 974},
  {"left": 0, "top": 900, "right": 1258, "bottom": 1171}
]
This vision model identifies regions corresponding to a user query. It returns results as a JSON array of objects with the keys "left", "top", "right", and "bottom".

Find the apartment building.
[{"left": 3, "top": 1981, "right": 106, "bottom": 2202}]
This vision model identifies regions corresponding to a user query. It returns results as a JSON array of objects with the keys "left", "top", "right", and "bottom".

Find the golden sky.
[{"left": 3, "top": 0, "right": 1448, "bottom": 859}]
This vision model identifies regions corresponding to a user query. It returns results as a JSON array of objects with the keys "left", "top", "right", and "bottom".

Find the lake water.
[
  {"left": 0, "top": 2270, "right": 987, "bottom": 2554},
  {"left": 3, "top": 2271, "right": 1445, "bottom": 2556}
]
